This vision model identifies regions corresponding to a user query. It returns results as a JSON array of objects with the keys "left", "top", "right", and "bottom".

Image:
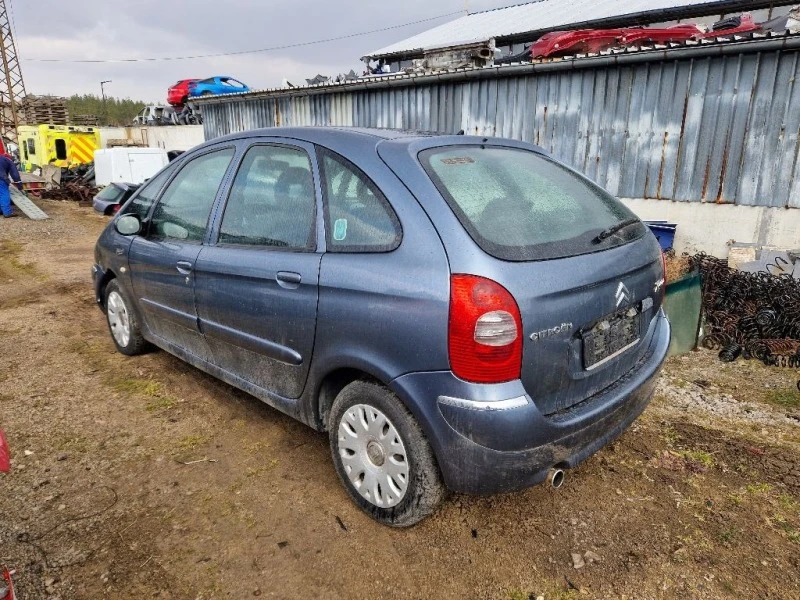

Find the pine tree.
[{"left": 66, "top": 94, "right": 148, "bottom": 127}]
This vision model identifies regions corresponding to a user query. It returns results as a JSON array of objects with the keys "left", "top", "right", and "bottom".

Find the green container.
[{"left": 663, "top": 272, "right": 702, "bottom": 357}]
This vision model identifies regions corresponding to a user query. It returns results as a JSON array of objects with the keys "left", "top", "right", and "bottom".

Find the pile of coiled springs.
[{"left": 690, "top": 253, "right": 800, "bottom": 382}]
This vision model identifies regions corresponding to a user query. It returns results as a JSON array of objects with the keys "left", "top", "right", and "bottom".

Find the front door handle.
[
  {"left": 176, "top": 261, "right": 194, "bottom": 275},
  {"left": 276, "top": 271, "right": 302, "bottom": 289}
]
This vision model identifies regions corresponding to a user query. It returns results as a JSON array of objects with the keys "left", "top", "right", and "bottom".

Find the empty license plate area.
[{"left": 581, "top": 306, "right": 641, "bottom": 370}]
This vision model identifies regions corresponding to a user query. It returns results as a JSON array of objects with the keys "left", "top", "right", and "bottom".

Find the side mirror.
[{"left": 115, "top": 214, "right": 142, "bottom": 236}]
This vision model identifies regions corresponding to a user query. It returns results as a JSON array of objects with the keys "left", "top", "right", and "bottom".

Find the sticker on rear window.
[
  {"left": 333, "top": 218, "right": 348, "bottom": 241},
  {"left": 440, "top": 157, "right": 475, "bottom": 165}
]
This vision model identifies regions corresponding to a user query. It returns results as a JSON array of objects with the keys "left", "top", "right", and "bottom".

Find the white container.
[{"left": 94, "top": 147, "right": 169, "bottom": 186}]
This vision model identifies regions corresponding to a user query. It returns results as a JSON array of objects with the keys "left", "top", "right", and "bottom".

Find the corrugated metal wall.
[{"left": 203, "top": 49, "right": 800, "bottom": 208}]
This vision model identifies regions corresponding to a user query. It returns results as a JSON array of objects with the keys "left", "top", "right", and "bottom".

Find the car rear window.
[
  {"left": 420, "top": 146, "right": 645, "bottom": 261},
  {"left": 96, "top": 185, "right": 124, "bottom": 202}
]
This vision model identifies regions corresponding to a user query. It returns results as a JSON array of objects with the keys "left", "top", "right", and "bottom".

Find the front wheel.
[
  {"left": 328, "top": 381, "right": 447, "bottom": 527},
  {"left": 105, "top": 279, "right": 149, "bottom": 356}
]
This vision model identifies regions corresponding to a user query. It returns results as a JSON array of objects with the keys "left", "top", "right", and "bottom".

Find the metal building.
[{"left": 199, "top": 33, "right": 800, "bottom": 210}]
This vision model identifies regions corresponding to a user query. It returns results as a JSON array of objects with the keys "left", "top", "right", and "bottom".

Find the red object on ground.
[
  {"left": 0, "top": 428, "right": 10, "bottom": 473},
  {"left": 0, "top": 566, "right": 15, "bottom": 600},
  {"left": 167, "top": 79, "right": 200, "bottom": 107}
]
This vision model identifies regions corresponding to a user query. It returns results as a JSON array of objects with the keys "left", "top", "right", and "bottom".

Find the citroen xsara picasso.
[{"left": 93, "top": 127, "right": 670, "bottom": 526}]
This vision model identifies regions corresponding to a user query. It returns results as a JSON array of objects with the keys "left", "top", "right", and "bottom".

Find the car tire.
[
  {"left": 104, "top": 279, "right": 148, "bottom": 356},
  {"left": 328, "top": 380, "right": 447, "bottom": 527}
]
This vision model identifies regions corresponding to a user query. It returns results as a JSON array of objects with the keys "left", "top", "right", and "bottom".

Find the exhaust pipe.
[{"left": 547, "top": 468, "right": 565, "bottom": 489}]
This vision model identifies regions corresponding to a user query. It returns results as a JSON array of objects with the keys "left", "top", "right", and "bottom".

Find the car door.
[
  {"left": 194, "top": 141, "right": 322, "bottom": 399},
  {"left": 128, "top": 146, "right": 236, "bottom": 362}
]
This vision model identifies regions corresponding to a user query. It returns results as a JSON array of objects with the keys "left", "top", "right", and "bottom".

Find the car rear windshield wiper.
[{"left": 592, "top": 218, "right": 641, "bottom": 244}]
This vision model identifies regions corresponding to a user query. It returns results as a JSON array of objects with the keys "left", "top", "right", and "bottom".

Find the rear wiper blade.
[{"left": 593, "top": 218, "right": 641, "bottom": 244}]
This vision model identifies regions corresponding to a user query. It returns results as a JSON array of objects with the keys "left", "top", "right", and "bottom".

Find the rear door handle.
[
  {"left": 276, "top": 271, "right": 302, "bottom": 288},
  {"left": 176, "top": 261, "right": 193, "bottom": 275}
]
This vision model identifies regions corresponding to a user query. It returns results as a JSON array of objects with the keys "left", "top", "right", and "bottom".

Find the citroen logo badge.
[{"left": 615, "top": 282, "right": 631, "bottom": 307}]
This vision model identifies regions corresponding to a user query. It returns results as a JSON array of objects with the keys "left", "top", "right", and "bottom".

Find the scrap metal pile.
[
  {"left": 37, "top": 163, "right": 97, "bottom": 204},
  {"left": 691, "top": 253, "right": 800, "bottom": 370}
]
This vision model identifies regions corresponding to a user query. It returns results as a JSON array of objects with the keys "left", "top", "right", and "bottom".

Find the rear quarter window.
[
  {"left": 420, "top": 146, "right": 644, "bottom": 261},
  {"left": 319, "top": 149, "right": 401, "bottom": 253}
]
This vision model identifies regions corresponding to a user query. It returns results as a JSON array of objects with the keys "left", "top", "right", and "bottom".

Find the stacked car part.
[{"left": 691, "top": 253, "right": 800, "bottom": 372}]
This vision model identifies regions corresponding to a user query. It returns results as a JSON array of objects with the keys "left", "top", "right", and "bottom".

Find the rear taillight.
[{"left": 449, "top": 275, "right": 523, "bottom": 384}]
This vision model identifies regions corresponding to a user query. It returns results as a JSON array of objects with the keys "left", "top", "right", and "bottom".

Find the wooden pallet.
[{"left": 20, "top": 95, "right": 70, "bottom": 126}]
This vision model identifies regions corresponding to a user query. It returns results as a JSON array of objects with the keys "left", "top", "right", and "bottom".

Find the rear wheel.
[
  {"left": 105, "top": 279, "right": 148, "bottom": 356},
  {"left": 328, "top": 380, "right": 446, "bottom": 527}
]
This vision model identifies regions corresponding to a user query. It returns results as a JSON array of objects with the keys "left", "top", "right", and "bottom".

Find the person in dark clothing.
[{"left": 0, "top": 154, "right": 23, "bottom": 218}]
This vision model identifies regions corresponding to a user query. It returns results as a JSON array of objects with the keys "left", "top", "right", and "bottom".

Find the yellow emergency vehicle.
[{"left": 17, "top": 124, "right": 101, "bottom": 171}]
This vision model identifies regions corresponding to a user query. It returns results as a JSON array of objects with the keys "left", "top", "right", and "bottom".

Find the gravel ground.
[{"left": 1, "top": 200, "right": 799, "bottom": 600}]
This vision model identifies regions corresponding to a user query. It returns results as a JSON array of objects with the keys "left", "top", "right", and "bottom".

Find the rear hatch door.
[{"left": 413, "top": 143, "right": 665, "bottom": 415}]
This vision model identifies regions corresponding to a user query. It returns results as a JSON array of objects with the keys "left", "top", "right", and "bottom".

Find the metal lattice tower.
[{"left": 0, "top": 0, "right": 25, "bottom": 145}]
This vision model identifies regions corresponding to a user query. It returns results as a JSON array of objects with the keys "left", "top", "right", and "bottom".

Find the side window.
[
  {"left": 27, "top": 139, "right": 35, "bottom": 157},
  {"left": 120, "top": 165, "right": 174, "bottom": 219},
  {"left": 218, "top": 145, "right": 316, "bottom": 250},
  {"left": 150, "top": 148, "right": 234, "bottom": 242},
  {"left": 55, "top": 139, "right": 67, "bottom": 161},
  {"left": 320, "top": 150, "right": 401, "bottom": 252}
]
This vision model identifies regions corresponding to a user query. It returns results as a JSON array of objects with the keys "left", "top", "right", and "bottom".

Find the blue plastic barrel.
[{"left": 644, "top": 221, "right": 677, "bottom": 251}]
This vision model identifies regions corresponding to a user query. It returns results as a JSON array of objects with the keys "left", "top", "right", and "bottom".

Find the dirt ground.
[{"left": 1, "top": 201, "right": 799, "bottom": 600}]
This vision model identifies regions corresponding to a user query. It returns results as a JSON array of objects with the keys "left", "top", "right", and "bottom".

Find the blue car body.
[
  {"left": 93, "top": 127, "right": 670, "bottom": 499},
  {"left": 188, "top": 76, "right": 250, "bottom": 98}
]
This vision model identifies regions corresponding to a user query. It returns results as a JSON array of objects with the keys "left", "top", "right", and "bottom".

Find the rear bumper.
[{"left": 390, "top": 310, "right": 670, "bottom": 494}]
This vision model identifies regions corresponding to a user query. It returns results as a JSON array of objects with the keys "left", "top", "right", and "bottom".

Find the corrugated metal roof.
[{"left": 366, "top": 0, "right": 782, "bottom": 57}]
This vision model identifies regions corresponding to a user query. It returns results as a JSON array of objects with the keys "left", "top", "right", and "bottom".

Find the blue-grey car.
[{"left": 93, "top": 127, "right": 670, "bottom": 526}]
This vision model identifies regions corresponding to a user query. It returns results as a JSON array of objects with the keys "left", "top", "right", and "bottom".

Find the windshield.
[{"left": 420, "top": 146, "right": 645, "bottom": 261}]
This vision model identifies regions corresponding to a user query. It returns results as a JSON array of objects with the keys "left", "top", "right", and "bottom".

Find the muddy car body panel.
[{"left": 93, "top": 127, "right": 670, "bottom": 498}]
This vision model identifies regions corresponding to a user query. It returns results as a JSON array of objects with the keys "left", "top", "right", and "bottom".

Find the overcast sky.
[{"left": 15, "top": 0, "right": 521, "bottom": 102}]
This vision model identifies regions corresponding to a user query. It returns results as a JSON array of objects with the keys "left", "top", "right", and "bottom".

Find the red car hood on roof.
[
  {"left": 531, "top": 15, "right": 761, "bottom": 59},
  {"left": 531, "top": 29, "right": 630, "bottom": 58},
  {"left": 0, "top": 428, "right": 9, "bottom": 473}
]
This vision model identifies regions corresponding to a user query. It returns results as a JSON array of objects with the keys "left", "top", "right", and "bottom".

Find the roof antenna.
[
  {"left": 464, "top": 0, "right": 470, "bottom": 15},
  {"left": 457, "top": 129, "right": 465, "bottom": 135}
]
